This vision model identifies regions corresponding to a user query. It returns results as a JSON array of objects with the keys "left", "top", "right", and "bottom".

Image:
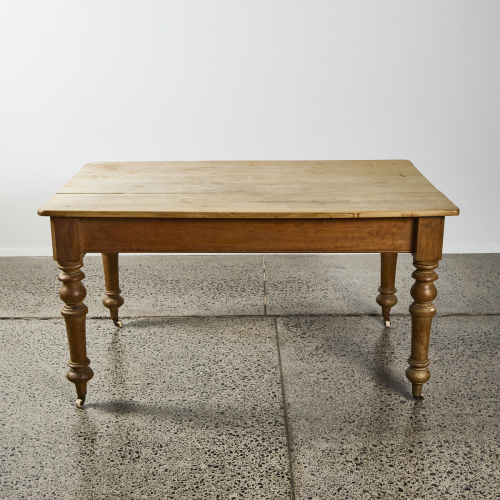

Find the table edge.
[{"left": 38, "top": 208, "right": 460, "bottom": 218}]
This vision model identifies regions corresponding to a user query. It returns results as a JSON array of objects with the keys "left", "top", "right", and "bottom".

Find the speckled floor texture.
[{"left": 0, "top": 254, "right": 499, "bottom": 499}]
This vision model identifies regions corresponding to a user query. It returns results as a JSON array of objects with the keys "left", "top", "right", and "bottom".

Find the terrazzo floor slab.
[
  {"left": 264, "top": 253, "right": 500, "bottom": 316},
  {"left": 0, "top": 317, "right": 291, "bottom": 499},
  {"left": 277, "top": 315, "right": 500, "bottom": 499},
  {"left": 1, "top": 254, "right": 499, "bottom": 319},
  {"left": 1, "top": 255, "right": 500, "bottom": 499},
  {"left": 0, "top": 255, "right": 265, "bottom": 318}
]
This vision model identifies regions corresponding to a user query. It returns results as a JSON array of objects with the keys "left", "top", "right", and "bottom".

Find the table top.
[{"left": 38, "top": 160, "right": 459, "bottom": 219}]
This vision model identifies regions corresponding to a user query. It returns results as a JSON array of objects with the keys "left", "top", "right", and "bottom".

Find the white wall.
[{"left": 1, "top": 1, "right": 499, "bottom": 256}]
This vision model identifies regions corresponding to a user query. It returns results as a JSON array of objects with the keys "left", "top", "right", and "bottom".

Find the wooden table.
[{"left": 38, "top": 160, "right": 459, "bottom": 407}]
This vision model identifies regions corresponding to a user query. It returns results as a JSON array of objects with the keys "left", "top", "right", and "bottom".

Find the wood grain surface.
[{"left": 38, "top": 160, "right": 459, "bottom": 218}]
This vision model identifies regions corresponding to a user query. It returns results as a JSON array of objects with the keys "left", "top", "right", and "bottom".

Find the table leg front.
[
  {"left": 376, "top": 252, "right": 398, "bottom": 327},
  {"left": 58, "top": 261, "right": 93, "bottom": 408},
  {"left": 406, "top": 260, "right": 438, "bottom": 400},
  {"left": 102, "top": 253, "right": 124, "bottom": 328}
]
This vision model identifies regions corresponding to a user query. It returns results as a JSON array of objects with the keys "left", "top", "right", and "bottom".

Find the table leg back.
[
  {"left": 376, "top": 252, "right": 398, "bottom": 327},
  {"left": 102, "top": 253, "right": 124, "bottom": 327}
]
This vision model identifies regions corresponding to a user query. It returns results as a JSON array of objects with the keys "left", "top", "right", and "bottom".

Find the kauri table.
[{"left": 38, "top": 160, "right": 459, "bottom": 407}]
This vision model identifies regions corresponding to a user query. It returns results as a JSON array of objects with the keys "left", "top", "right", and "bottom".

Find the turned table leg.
[
  {"left": 102, "top": 253, "right": 124, "bottom": 328},
  {"left": 404, "top": 216, "right": 444, "bottom": 400},
  {"left": 58, "top": 260, "right": 93, "bottom": 408},
  {"left": 376, "top": 252, "right": 398, "bottom": 327},
  {"left": 406, "top": 260, "right": 438, "bottom": 400}
]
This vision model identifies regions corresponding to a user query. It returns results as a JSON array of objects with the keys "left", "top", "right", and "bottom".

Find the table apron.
[{"left": 77, "top": 217, "right": 415, "bottom": 254}]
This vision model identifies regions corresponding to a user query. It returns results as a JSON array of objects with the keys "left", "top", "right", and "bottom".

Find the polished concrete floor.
[{"left": 0, "top": 254, "right": 499, "bottom": 499}]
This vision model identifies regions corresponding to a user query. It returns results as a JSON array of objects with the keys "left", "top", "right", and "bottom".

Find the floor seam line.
[
  {"left": 263, "top": 255, "right": 267, "bottom": 316},
  {"left": 275, "top": 316, "right": 296, "bottom": 500},
  {"left": 3, "top": 312, "right": 500, "bottom": 321}
]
